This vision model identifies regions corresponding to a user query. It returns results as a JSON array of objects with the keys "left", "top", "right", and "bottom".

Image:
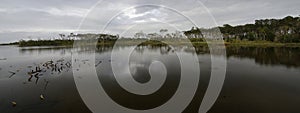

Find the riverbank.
[{"left": 1, "top": 39, "right": 300, "bottom": 47}]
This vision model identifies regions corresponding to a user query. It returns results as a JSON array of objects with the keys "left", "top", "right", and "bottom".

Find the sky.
[{"left": 0, "top": 0, "right": 299, "bottom": 43}]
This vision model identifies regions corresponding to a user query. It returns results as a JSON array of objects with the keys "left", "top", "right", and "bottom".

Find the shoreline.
[{"left": 1, "top": 40, "right": 300, "bottom": 47}]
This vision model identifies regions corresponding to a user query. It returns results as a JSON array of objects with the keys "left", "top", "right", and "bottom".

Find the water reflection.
[
  {"left": 0, "top": 45, "right": 299, "bottom": 113},
  {"left": 133, "top": 45, "right": 300, "bottom": 68},
  {"left": 95, "top": 46, "right": 182, "bottom": 110},
  {"left": 226, "top": 47, "right": 300, "bottom": 67}
]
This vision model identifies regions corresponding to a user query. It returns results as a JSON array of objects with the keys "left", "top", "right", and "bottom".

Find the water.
[{"left": 0, "top": 45, "right": 299, "bottom": 113}]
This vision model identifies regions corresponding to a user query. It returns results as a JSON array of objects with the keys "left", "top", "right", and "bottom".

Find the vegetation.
[
  {"left": 0, "top": 42, "right": 19, "bottom": 46},
  {"left": 18, "top": 39, "right": 74, "bottom": 47},
  {"left": 219, "top": 16, "right": 300, "bottom": 43},
  {"left": 183, "top": 15, "right": 300, "bottom": 43},
  {"left": 0, "top": 15, "right": 299, "bottom": 47}
]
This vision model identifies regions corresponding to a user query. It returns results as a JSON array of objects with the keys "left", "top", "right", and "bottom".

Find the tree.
[
  {"left": 159, "top": 29, "right": 168, "bottom": 38},
  {"left": 59, "top": 34, "right": 66, "bottom": 40},
  {"left": 134, "top": 31, "right": 147, "bottom": 39}
]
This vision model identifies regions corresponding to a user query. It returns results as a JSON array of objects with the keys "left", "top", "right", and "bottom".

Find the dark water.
[{"left": 0, "top": 45, "right": 299, "bottom": 113}]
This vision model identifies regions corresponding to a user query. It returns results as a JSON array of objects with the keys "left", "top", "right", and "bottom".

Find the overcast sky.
[{"left": 0, "top": 0, "right": 299, "bottom": 43}]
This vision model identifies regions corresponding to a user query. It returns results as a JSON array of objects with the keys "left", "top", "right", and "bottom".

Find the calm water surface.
[{"left": 0, "top": 45, "right": 299, "bottom": 113}]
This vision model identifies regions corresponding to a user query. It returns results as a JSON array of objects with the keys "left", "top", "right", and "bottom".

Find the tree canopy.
[{"left": 184, "top": 15, "right": 300, "bottom": 43}]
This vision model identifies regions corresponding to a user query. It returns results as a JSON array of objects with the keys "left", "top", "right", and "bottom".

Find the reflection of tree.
[
  {"left": 226, "top": 47, "right": 300, "bottom": 67},
  {"left": 134, "top": 45, "right": 300, "bottom": 67},
  {"left": 19, "top": 46, "right": 73, "bottom": 55},
  {"left": 19, "top": 45, "right": 300, "bottom": 68},
  {"left": 135, "top": 44, "right": 173, "bottom": 55}
]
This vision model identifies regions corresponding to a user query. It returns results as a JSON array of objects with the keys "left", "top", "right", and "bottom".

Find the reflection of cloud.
[{"left": 129, "top": 63, "right": 147, "bottom": 76}]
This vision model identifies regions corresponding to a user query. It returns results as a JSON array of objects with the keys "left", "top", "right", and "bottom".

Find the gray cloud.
[{"left": 0, "top": 0, "right": 299, "bottom": 43}]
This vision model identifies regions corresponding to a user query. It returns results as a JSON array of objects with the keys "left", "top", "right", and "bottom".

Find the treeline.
[
  {"left": 18, "top": 39, "right": 74, "bottom": 47},
  {"left": 9, "top": 15, "right": 300, "bottom": 47},
  {"left": 0, "top": 42, "right": 19, "bottom": 45},
  {"left": 184, "top": 16, "right": 300, "bottom": 43},
  {"left": 17, "top": 33, "right": 118, "bottom": 47}
]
